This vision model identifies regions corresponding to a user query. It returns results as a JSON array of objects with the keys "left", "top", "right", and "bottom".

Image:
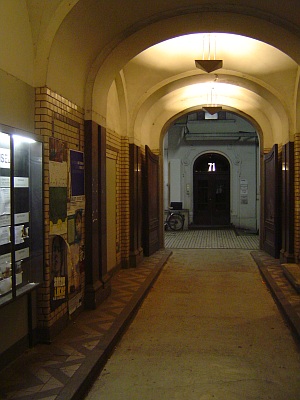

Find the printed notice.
[
  {"left": 14, "top": 177, "right": 29, "bottom": 188},
  {"left": 0, "top": 177, "right": 10, "bottom": 187},
  {"left": 15, "top": 247, "right": 29, "bottom": 261},
  {"left": 15, "top": 213, "right": 29, "bottom": 225},
  {"left": 49, "top": 161, "right": 67, "bottom": 187},
  {"left": 14, "top": 225, "right": 24, "bottom": 245},
  {"left": 0, "top": 253, "right": 11, "bottom": 271},
  {"left": 0, "top": 188, "right": 10, "bottom": 215},
  {"left": 0, "top": 226, "right": 10, "bottom": 245},
  {"left": 0, "top": 215, "right": 10, "bottom": 227}
]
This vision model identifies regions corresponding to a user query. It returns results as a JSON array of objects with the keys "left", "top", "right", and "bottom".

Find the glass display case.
[{"left": 0, "top": 129, "right": 43, "bottom": 306}]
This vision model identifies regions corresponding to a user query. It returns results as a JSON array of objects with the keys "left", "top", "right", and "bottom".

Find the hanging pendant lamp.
[
  {"left": 202, "top": 86, "right": 222, "bottom": 114},
  {"left": 195, "top": 34, "right": 223, "bottom": 73}
]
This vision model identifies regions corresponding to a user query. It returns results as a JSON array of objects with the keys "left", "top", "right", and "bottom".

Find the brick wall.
[
  {"left": 295, "top": 133, "right": 300, "bottom": 261},
  {"left": 34, "top": 86, "right": 139, "bottom": 334},
  {"left": 106, "top": 129, "right": 122, "bottom": 267},
  {"left": 34, "top": 87, "right": 84, "bottom": 333},
  {"left": 120, "top": 137, "right": 130, "bottom": 267}
]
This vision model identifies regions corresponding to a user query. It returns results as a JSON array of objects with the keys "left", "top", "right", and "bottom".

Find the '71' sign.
[{"left": 208, "top": 162, "right": 216, "bottom": 172}]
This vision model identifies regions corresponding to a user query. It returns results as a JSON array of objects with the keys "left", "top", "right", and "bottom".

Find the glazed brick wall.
[
  {"left": 294, "top": 133, "right": 300, "bottom": 261},
  {"left": 106, "top": 129, "right": 122, "bottom": 267},
  {"left": 120, "top": 137, "right": 130, "bottom": 266},
  {"left": 34, "top": 87, "right": 84, "bottom": 330}
]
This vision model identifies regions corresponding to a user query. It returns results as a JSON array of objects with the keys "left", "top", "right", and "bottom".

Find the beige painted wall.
[
  {"left": 0, "top": 70, "right": 35, "bottom": 133},
  {"left": 0, "top": 1, "right": 34, "bottom": 86}
]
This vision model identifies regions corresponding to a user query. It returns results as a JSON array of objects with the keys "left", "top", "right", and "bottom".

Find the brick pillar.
[
  {"left": 120, "top": 137, "right": 130, "bottom": 267},
  {"left": 35, "top": 87, "right": 85, "bottom": 341},
  {"left": 294, "top": 134, "right": 300, "bottom": 262}
]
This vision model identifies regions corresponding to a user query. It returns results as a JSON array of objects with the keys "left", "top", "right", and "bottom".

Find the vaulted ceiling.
[{"left": 2, "top": 1, "right": 300, "bottom": 149}]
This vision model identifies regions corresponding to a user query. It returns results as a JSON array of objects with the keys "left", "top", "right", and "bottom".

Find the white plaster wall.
[{"left": 165, "top": 122, "right": 260, "bottom": 231}]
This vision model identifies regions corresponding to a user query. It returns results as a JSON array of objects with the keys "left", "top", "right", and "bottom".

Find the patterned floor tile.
[
  {"left": 165, "top": 229, "right": 259, "bottom": 249},
  {"left": 251, "top": 250, "right": 300, "bottom": 337},
  {"left": 0, "top": 250, "right": 169, "bottom": 400},
  {"left": 1, "top": 243, "right": 299, "bottom": 400}
]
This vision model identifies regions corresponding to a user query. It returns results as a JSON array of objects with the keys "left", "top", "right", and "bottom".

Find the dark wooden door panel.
[
  {"left": 194, "top": 176, "right": 210, "bottom": 225},
  {"left": 263, "top": 144, "right": 281, "bottom": 258},
  {"left": 280, "top": 142, "right": 294, "bottom": 262},
  {"left": 129, "top": 144, "right": 143, "bottom": 267},
  {"left": 143, "top": 146, "right": 160, "bottom": 256},
  {"left": 194, "top": 173, "right": 230, "bottom": 226},
  {"left": 212, "top": 175, "right": 230, "bottom": 225}
]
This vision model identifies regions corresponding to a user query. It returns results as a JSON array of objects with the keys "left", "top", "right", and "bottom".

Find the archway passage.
[{"left": 193, "top": 153, "right": 230, "bottom": 227}]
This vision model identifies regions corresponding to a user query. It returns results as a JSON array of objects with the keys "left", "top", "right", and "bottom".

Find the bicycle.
[{"left": 164, "top": 209, "right": 185, "bottom": 231}]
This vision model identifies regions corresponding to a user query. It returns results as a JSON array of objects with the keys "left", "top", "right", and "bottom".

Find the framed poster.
[
  {"left": 70, "top": 150, "right": 84, "bottom": 197},
  {"left": 49, "top": 138, "right": 68, "bottom": 235}
]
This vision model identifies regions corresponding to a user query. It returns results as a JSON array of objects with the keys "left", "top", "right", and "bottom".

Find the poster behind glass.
[{"left": 0, "top": 131, "right": 43, "bottom": 305}]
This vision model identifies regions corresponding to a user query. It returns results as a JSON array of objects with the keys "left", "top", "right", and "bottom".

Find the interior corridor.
[
  {"left": 2, "top": 2, "right": 300, "bottom": 376},
  {"left": 1, "top": 247, "right": 300, "bottom": 399},
  {"left": 85, "top": 249, "right": 300, "bottom": 400}
]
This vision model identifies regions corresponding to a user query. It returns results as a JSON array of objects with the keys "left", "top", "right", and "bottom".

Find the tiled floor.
[
  {"left": 165, "top": 229, "right": 259, "bottom": 249},
  {"left": 0, "top": 232, "right": 300, "bottom": 400},
  {"left": 251, "top": 250, "right": 300, "bottom": 338},
  {"left": 0, "top": 250, "right": 171, "bottom": 400},
  {"left": 86, "top": 249, "right": 300, "bottom": 400}
]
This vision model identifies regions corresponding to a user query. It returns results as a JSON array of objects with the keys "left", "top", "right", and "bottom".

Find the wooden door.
[
  {"left": 194, "top": 173, "right": 230, "bottom": 226},
  {"left": 143, "top": 146, "right": 160, "bottom": 256},
  {"left": 263, "top": 144, "right": 281, "bottom": 258},
  {"left": 129, "top": 144, "right": 143, "bottom": 266},
  {"left": 193, "top": 153, "right": 230, "bottom": 227}
]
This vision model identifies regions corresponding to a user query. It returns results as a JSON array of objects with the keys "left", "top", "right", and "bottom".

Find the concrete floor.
[{"left": 85, "top": 249, "right": 300, "bottom": 400}]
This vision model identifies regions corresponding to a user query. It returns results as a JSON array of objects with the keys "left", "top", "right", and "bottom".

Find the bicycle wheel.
[{"left": 168, "top": 213, "right": 184, "bottom": 231}]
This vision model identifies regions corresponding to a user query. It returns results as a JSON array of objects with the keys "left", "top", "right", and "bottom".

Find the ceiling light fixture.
[
  {"left": 202, "top": 86, "right": 223, "bottom": 114},
  {"left": 195, "top": 34, "right": 223, "bottom": 73}
]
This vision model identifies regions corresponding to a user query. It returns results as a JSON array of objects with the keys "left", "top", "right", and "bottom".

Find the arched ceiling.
[
  {"left": 123, "top": 33, "right": 296, "bottom": 148},
  {"left": 8, "top": 1, "right": 300, "bottom": 148}
]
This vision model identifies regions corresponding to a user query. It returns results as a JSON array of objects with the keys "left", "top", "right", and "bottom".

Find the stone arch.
[
  {"left": 138, "top": 76, "right": 284, "bottom": 150},
  {"left": 86, "top": 9, "right": 300, "bottom": 126},
  {"left": 161, "top": 109, "right": 260, "bottom": 230}
]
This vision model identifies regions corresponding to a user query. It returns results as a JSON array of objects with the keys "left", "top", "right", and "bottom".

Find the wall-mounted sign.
[
  {"left": 240, "top": 179, "right": 248, "bottom": 204},
  {"left": 0, "top": 148, "right": 10, "bottom": 168}
]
